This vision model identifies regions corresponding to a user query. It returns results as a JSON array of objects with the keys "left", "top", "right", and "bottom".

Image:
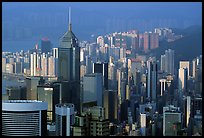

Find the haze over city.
[
  {"left": 2, "top": 2, "right": 202, "bottom": 136},
  {"left": 2, "top": 2, "right": 202, "bottom": 52}
]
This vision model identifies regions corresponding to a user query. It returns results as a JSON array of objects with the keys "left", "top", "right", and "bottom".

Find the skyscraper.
[
  {"left": 103, "top": 90, "right": 118, "bottom": 123},
  {"left": 93, "top": 62, "right": 108, "bottom": 90},
  {"left": 41, "top": 38, "right": 51, "bottom": 54},
  {"left": 83, "top": 73, "right": 103, "bottom": 106},
  {"left": 178, "top": 68, "right": 188, "bottom": 93},
  {"left": 41, "top": 53, "right": 48, "bottom": 76},
  {"left": 30, "top": 52, "right": 37, "bottom": 76},
  {"left": 58, "top": 8, "right": 80, "bottom": 111},
  {"left": 161, "top": 49, "right": 174, "bottom": 75},
  {"left": 180, "top": 61, "right": 190, "bottom": 79},
  {"left": 147, "top": 61, "right": 157, "bottom": 101},
  {"left": 58, "top": 8, "right": 80, "bottom": 82},
  {"left": 186, "top": 96, "right": 191, "bottom": 128},
  {"left": 37, "top": 83, "right": 60, "bottom": 123},
  {"left": 140, "top": 113, "right": 146, "bottom": 136},
  {"left": 163, "top": 105, "right": 181, "bottom": 136},
  {"left": 55, "top": 103, "right": 75, "bottom": 136},
  {"left": 2, "top": 100, "right": 48, "bottom": 136},
  {"left": 97, "top": 36, "right": 105, "bottom": 47}
]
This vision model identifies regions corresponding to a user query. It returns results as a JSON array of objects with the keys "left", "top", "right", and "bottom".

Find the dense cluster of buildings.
[{"left": 2, "top": 10, "right": 202, "bottom": 136}]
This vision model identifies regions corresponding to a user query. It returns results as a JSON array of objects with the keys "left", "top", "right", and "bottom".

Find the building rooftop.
[{"left": 2, "top": 100, "right": 44, "bottom": 103}]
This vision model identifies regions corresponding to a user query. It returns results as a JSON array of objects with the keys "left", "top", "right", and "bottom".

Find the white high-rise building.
[
  {"left": 48, "top": 56, "right": 55, "bottom": 77},
  {"left": 41, "top": 53, "right": 48, "bottom": 76},
  {"left": 178, "top": 68, "right": 188, "bottom": 92},
  {"left": 186, "top": 96, "right": 191, "bottom": 127},
  {"left": 30, "top": 52, "right": 37, "bottom": 76},
  {"left": 55, "top": 103, "right": 75, "bottom": 136},
  {"left": 96, "top": 36, "right": 104, "bottom": 47},
  {"left": 30, "top": 54, "right": 34, "bottom": 76},
  {"left": 80, "top": 48, "right": 84, "bottom": 62},
  {"left": 180, "top": 61, "right": 190, "bottom": 79},
  {"left": 140, "top": 113, "right": 146, "bottom": 136}
]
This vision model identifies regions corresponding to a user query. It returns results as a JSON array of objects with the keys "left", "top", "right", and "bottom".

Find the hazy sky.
[{"left": 2, "top": 2, "right": 202, "bottom": 51}]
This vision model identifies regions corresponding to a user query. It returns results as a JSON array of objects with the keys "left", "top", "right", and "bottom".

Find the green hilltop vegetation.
[{"left": 151, "top": 25, "right": 202, "bottom": 68}]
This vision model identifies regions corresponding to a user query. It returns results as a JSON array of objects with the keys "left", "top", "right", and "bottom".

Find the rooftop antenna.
[{"left": 68, "top": 7, "right": 72, "bottom": 31}]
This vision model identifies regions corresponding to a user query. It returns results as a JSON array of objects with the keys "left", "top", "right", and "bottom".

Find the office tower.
[
  {"left": 186, "top": 96, "right": 191, "bottom": 128},
  {"left": 159, "top": 79, "right": 167, "bottom": 96},
  {"left": 2, "top": 100, "right": 47, "bottom": 136},
  {"left": 103, "top": 90, "right": 118, "bottom": 123},
  {"left": 147, "top": 61, "right": 157, "bottom": 101},
  {"left": 192, "top": 58, "right": 197, "bottom": 78},
  {"left": 140, "top": 113, "right": 146, "bottom": 136},
  {"left": 2, "top": 57, "right": 6, "bottom": 72},
  {"left": 14, "top": 62, "right": 22, "bottom": 74},
  {"left": 83, "top": 73, "right": 103, "bottom": 106},
  {"left": 161, "top": 49, "right": 175, "bottom": 75},
  {"left": 55, "top": 103, "right": 75, "bottom": 136},
  {"left": 180, "top": 61, "right": 190, "bottom": 79},
  {"left": 58, "top": 8, "right": 80, "bottom": 111},
  {"left": 108, "top": 61, "right": 115, "bottom": 81},
  {"left": 93, "top": 62, "right": 108, "bottom": 90},
  {"left": 36, "top": 54, "right": 41, "bottom": 75},
  {"left": 5, "top": 63, "right": 14, "bottom": 73},
  {"left": 6, "top": 86, "right": 26, "bottom": 100},
  {"left": 41, "top": 53, "right": 48, "bottom": 76},
  {"left": 163, "top": 105, "right": 181, "bottom": 136},
  {"left": 143, "top": 32, "right": 149, "bottom": 52},
  {"left": 80, "top": 48, "right": 84, "bottom": 62},
  {"left": 52, "top": 48, "right": 59, "bottom": 76},
  {"left": 30, "top": 52, "right": 37, "bottom": 76},
  {"left": 37, "top": 83, "right": 60, "bottom": 123},
  {"left": 117, "top": 69, "right": 122, "bottom": 105},
  {"left": 149, "top": 32, "right": 159, "bottom": 49},
  {"left": 41, "top": 38, "right": 51, "bottom": 54},
  {"left": 178, "top": 68, "right": 188, "bottom": 92},
  {"left": 120, "top": 79, "right": 127, "bottom": 102},
  {"left": 48, "top": 56, "right": 55, "bottom": 77},
  {"left": 88, "top": 106, "right": 109, "bottom": 136},
  {"left": 26, "top": 76, "right": 41, "bottom": 100},
  {"left": 58, "top": 8, "right": 80, "bottom": 81},
  {"left": 85, "top": 56, "right": 92, "bottom": 74}
]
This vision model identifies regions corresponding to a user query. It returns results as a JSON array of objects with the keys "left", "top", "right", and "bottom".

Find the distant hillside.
[{"left": 151, "top": 25, "right": 202, "bottom": 68}]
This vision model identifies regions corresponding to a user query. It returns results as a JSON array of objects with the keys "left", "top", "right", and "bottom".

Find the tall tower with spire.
[{"left": 58, "top": 7, "right": 80, "bottom": 111}]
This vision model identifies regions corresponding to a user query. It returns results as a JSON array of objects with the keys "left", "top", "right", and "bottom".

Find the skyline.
[
  {"left": 2, "top": 2, "right": 202, "bottom": 136},
  {"left": 2, "top": 2, "right": 202, "bottom": 52}
]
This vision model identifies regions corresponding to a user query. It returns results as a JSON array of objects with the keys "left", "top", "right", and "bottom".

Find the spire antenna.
[{"left": 68, "top": 7, "right": 72, "bottom": 31}]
